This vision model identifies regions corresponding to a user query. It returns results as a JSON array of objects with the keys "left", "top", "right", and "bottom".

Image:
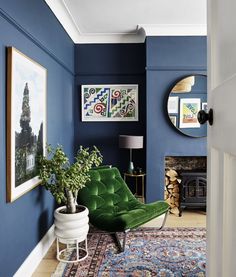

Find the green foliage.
[
  {"left": 15, "top": 147, "right": 26, "bottom": 186},
  {"left": 39, "top": 145, "right": 103, "bottom": 213}
]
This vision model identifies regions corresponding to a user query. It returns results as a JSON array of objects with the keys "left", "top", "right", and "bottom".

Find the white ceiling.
[{"left": 45, "top": 0, "right": 207, "bottom": 43}]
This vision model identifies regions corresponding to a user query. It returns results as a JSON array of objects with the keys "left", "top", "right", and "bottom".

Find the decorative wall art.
[
  {"left": 7, "top": 47, "right": 47, "bottom": 202},
  {"left": 202, "top": 102, "right": 208, "bottom": 112},
  {"left": 81, "top": 85, "right": 138, "bottom": 121},
  {"left": 169, "top": 115, "right": 177, "bottom": 127},
  {"left": 167, "top": 96, "right": 179, "bottom": 114},
  {"left": 179, "top": 98, "right": 201, "bottom": 128}
]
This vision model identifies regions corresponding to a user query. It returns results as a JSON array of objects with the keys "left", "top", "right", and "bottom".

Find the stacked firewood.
[{"left": 165, "top": 169, "right": 181, "bottom": 216}]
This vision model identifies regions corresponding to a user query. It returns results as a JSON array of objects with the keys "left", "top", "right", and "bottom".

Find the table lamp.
[{"left": 119, "top": 135, "right": 143, "bottom": 173}]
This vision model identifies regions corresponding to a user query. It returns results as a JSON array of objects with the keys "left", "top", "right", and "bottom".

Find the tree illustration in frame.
[{"left": 7, "top": 47, "right": 47, "bottom": 202}]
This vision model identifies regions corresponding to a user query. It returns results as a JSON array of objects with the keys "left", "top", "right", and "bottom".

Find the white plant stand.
[
  {"left": 54, "top": 205, "right": 89, "bottom": 263},
  {"left": 56, "top": 236, "right": 88, "bottom": 263}
]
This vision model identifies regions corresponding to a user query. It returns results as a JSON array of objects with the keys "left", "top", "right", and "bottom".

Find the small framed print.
[
  {"left": 167, "top": 96, "right": 179, "bottom": 114},
  {"left": 179, "top": 98, "right": 201, "bottom": 128},
  {"left": 202, "top": 102, "right": 207, "bottom": 112},
  {"left": 169, "top": 115, "right": 177, "bottom": 127}
]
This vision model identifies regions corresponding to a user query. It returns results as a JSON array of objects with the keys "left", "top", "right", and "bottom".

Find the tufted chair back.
[{"left": 78, "top": 167, "right": 169, "bottom": 232}]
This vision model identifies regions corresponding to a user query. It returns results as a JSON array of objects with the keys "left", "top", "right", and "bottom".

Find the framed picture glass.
[
  {"left": 7, "top": 47, "right": 47, "bottom": 202},
  {"left": 202, "top": 102, "right": 208, "bottom": 112},
  {"left": 169, "top": 115, "right": 177, "bottom": 127},
  {"left": 167, "top": 96, "right": 179, "bottom": 114},
  {"left": 179, "top": 98, "right": 201, "bottom": 128},
  {"left": 81, "top": 85, "right": 138, "bottom": 121}
]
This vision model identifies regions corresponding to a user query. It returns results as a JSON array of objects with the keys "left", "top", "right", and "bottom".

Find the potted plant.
[{"left": 39, "top": 144, "right": 103, "bottom": 241}]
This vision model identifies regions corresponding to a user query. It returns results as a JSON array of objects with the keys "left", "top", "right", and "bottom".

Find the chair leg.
[
  {"left": 114, "top": 229, "right": 130, "bottom": 252},
  {"left": 113, "top": 211, "right": 168, "bottom": 252}
]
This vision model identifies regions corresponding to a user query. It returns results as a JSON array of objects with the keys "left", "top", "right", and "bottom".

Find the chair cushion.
[{"left": 78, "top": 167, "right": 169, "bottom": 232}]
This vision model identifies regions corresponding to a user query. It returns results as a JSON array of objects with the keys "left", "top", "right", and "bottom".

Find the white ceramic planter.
[{"left": 54, "top": 205, "right": 89, "bottom": 242}]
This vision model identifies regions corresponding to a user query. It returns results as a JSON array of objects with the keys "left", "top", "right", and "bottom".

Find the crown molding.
[
  {"left": 74, "top": 33, "right": 146, "bottom": 44},
  {"left": 138, "top": 24, "right": 207, "bottom": 36},
  {"left": 45, "top": 0, "right": 80, "bottom": 42},
  {"left": 45, "top": 0, "right": 206, "bottom": 44},
  {"left": 45, "top": 0, "right": 146, "bottom": 43}
]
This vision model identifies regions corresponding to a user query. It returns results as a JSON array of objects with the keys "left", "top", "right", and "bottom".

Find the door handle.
[{"left": 197, "top": 109, "right": 213, "bottom": 126}]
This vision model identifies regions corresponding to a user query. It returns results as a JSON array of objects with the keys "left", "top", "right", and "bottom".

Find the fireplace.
[
  {"left": 179, "top": 171, "right": 207, "bottom": 216},
  {"left": 165, "top": 156, "right": 207, "bottom": 216}
]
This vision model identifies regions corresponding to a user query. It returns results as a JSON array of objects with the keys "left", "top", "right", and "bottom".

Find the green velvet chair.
[{"left": 78, "top": 167, "right": 169, "bottom": 251}]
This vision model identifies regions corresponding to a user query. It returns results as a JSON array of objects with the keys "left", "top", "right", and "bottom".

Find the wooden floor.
[{"left": 33, "top": 210, "right": 206, "bottom": 277}]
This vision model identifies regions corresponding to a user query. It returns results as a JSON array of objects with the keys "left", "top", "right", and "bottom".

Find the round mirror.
[{"left": 167, "top": 75, "right": 207, "bottom": 137}]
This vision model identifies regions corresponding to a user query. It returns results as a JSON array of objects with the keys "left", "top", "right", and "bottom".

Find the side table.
[{"left": 124, "top": 172, "right": 146, "bottom": 203}]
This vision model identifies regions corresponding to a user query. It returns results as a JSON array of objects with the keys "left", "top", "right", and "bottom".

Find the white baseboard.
[{"left": 14, "top": 224, "right": 55, "bottom": 277}]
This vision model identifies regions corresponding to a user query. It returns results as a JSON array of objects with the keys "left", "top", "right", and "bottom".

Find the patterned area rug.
[{"left": 52, "top": 227, "right": 206, "bottom": 277}]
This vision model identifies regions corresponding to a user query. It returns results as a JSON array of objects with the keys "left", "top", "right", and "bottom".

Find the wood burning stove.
[{"left": 179, "top": 171, "right": 207, "bottom": 216}]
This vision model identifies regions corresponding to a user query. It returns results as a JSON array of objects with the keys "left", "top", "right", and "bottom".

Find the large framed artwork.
[
  {"left": 81, "top": 85, "right": 138, "bottom": 121},
  {"left": 7, "top": 47, "right": 47, "bottom": 202},
  {"left": 179, "top": 98, "right": 201, "bottom": 128}
]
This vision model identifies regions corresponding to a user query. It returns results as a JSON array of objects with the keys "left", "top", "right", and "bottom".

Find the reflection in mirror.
[{"left": 167, "top": 75, "right": 207, "bottom": 137}]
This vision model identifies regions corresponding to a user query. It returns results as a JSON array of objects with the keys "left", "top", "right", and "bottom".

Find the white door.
[{"left": 207, "top": 0, "right": 236, "bottom": 276}]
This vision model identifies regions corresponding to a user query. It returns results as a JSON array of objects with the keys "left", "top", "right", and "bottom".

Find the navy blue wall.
[
  {"left": 0, "top": 5, "right": 207, "bottom": 274},
  {"left": 75, "top": 44, "right": 146, "bottom": 174},
  {"left": 0, "top": 1, "right": 74, "bottom": 276},
  {"left": 146, "top": 36, "right": 207, "bottom": 203}
]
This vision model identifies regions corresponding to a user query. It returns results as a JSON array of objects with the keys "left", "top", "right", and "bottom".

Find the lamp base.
[{"left": 128, "top": 162, "right": 134, "bottom": 174}]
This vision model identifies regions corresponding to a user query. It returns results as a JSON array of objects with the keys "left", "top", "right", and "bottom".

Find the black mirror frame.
[{"left": 166, "top": 74, "right": 207, "bottom": 138}]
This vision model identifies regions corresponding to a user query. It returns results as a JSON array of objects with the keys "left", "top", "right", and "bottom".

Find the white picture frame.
[
  {"left": 169, "top": 115, "right": 177, "bottom": 127},
  {"left": 202, "top": 102, "right": 207, "bottom": 112},
  {"left": 179, "top": 98, "right": 201, "bottom": 128},
  {"left": 167, "top": 96, "right": 179, "bottom": 114}
]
